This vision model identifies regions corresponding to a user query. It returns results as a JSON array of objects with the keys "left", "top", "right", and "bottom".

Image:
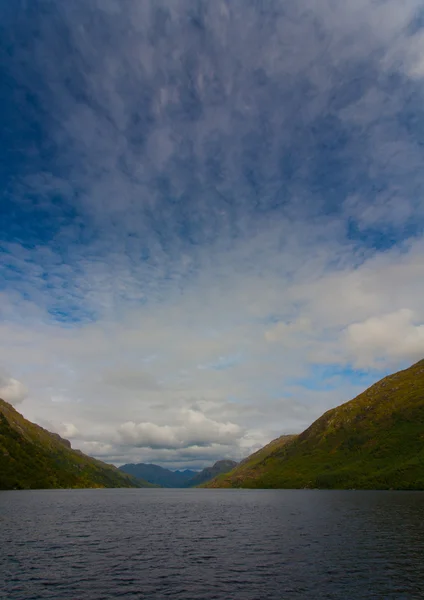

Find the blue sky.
[{"left": 1, "top": 0, "right": 424, "bottom": 467}]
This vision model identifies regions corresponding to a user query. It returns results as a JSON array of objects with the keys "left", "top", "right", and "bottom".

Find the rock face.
[
  {"left": 205, "top": 359, "right": 424, "bottom": 490},
  {"left": 186, "top": 460, "right": 238, "bottom": 487},
  {"left": 0, "top": 399, "right": 151, "bottom": 490}
]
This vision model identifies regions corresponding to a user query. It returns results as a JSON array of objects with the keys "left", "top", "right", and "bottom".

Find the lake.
[{"left": 1, "top": 489, "right": 424, "bottom": 599}]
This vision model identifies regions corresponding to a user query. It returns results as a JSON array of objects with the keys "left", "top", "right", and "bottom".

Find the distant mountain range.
[
  {"left": 0, "top": 399, "right": 152, "bottom": 490},
  {"left": 205, "top": 359, "right": 424, "bottom": 490},
  {"left": 119, "top": 459, "right": 238, "bottom": 487},
  {"left": 118, "top": 463, "right": 198, "bottom": 487}
]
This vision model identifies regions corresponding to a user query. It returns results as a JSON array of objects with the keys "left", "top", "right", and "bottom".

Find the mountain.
[
  {"left": 119, "top": 463, "right": 197, "bottom": 487},
  {"left": 119, "top": 460, "right": 238, "bottom": 487},
  {"left": 0, "top": 399, "right": 152, "bottom": 490},
  {"left": 187, "top": 459, "right": 238, "bottom": 487},
  {"left": 205, "top": 359, "right": 424, "bottom": 490}
]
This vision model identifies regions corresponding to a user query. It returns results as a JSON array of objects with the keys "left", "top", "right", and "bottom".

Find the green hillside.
[
  {"left": 206, "top": 359, "right": 424, "bottom": 490},
  {"left": 0, "top": 399, "right": 151, "bottom": 490}
]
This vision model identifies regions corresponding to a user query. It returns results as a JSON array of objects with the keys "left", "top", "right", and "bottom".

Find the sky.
[{"left": 1, "top": 0, "right": 424, "bottom": 469}]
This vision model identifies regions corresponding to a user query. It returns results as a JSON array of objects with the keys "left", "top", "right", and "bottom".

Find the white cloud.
[
  {"left": 0, "top": 375, "right": 28, "bottom": 406},
  {"left": 118, "top": 410, "right": 242, "bottom": 450},
  {"left": 56, "top": 422, "right": 79, "bottom": 439},
  {"left": 346, "top": 309, "right": 424, "bottom": 368}
]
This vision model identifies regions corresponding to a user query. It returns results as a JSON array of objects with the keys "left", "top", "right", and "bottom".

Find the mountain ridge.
[{"left": 205, "top": 359, "right": 424, "bottom": 490}]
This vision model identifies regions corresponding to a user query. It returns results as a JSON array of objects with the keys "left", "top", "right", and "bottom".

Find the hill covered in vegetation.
[
  {"left": 205, "top": 359, "right": 424, "bottom": 490},
  {"left": 0, "top": 399, "right": 151, "bottom": 490}
]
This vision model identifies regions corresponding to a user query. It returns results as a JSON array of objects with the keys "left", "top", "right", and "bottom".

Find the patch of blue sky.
[
  {"left": 285, "top": 363, "right": 394, "bottom": 394},
  {"left": 47, "top": 307, "right": 96, "bottom": 326},
  {"left": 347, "top": 218, "right": 424, "bottom": 253}
]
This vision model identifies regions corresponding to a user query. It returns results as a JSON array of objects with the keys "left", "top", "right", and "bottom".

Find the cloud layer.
[{"left": 1, "top": 0, "right": 423, "bottom": 467}]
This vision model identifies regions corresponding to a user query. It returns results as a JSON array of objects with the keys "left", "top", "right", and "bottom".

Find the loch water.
[{"left": 1, "top": 488, "right": 424, "bottom": 599}]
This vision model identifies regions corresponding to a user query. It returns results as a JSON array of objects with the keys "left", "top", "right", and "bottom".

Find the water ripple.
[{"left": 1, "top": 489, "right": 424, "bottom": 599}]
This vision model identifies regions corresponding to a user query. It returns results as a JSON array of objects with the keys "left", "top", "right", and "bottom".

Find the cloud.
[
  {"left": 265, "top": 318, "right": 311, "bottom": 343},
  {"left": 346, "top": 309, "right": 424, "bottom": 368},
  {"left": 0, "top": 1, "right": 424, "bottom": 466},
  {"left": 103, "top": 368, "right": 161, "bottom": 391},
  {"left": 118, "top": 409, "right": 242, "bottom": 450},
  {"left": 0, "top": 375, "right": 28, "bottom": 406},
  {"left": 56, "top": 422, "right": 79, "bottom": 439}
]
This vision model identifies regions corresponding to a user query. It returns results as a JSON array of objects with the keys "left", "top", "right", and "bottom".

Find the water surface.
[{"left": 1, "top": 489, "right": 424, "bottom": 599}]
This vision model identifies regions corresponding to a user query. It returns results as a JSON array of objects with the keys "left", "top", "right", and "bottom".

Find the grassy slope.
[
  {"left": 0, "top": 399, "right": 152, "bottom": 490},
  {"left": 206, "top": 359, "right": 424, "bottom": 490}
]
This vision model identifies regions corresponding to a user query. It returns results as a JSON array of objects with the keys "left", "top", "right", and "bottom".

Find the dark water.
[{"left": 1, "top": 489, "right": 424, "bottom": 599}]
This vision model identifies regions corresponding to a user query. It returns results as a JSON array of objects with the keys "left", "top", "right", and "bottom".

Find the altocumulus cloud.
[{"left": 0, "top": 0, "right": 424, "bottom": 467}]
